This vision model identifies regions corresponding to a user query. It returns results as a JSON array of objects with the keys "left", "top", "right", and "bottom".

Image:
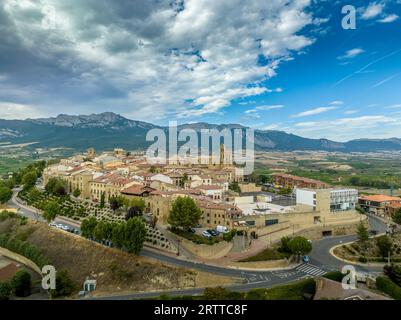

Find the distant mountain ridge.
[{"left": 1, "top": 112, "right": 401, "bottom": 152}]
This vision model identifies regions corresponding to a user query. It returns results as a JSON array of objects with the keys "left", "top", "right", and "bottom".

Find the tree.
[
  {"left": 100, "top": 192, "right": 105, "bottom": 209},
  {"left": 21, "top": 171, "right": 37, "bottom": 190},
  {"left": 279, "top": 236, "right": 292, "bottom": 254},
  {"left": 93, "top": 221, "right": 107, "bottom": 241},
  {"left": 0, "top": 282, "right": 11, "bottom": 300},
  {"left": 125, "top": 206, "right": 142, "bottom": 220},
  {"left": 45, "top": 178, "right": 67, "bottom": 196},
  {"left": 288, "top": 237, "right": 312, "bottom": 255},
  {"left": 0, "top": 186, "right": 12, "bottom": 205},
  {"left": 229, "top": 182, "right": 241, "bottom": 193},
  {"left": 393, "top": 208, "right": 401, "bottom": 225},
  {"left": 81, "top": 217, "right": 98, "bottom": 238},
  {"left": 123, "top": 217, "right": 147, "bottom": 254},
  {"left": 168, "top": 196, "right": 202, "bottom": 230},
  {"left": 73, "top": 188, "right": 81, "bottom": 198},
  {"left": 384, "top": 264, "right": 401, "bottom": 287},
  {"left": 376, "top": 235, "right": 393, "bottom": 258},
  {"left": 128, "top": 198, "right": 146, "bottom": 212},
  {"left": 45, "top": 178, "right": 58, "bottom": 194},
  {"left": 150, "top": 215, "right": 158, "bottom": 229},
  {"left": 43, "top": 201, "right": 59, "bottom": 222},
  {"left": 111, "top": 222, "right": 125, "bottom": 248},
  {"left": 10, "top": 269, "right": 31, "bottom": 297},
  {"left": 109, "top": 196, "right": 124, "bottom": 211},
  {"left": 49, "top": 270, "right": 75, "bottom": 298},
  {"left": 357, "top": 222, "right": 369, "bottom": 243}
]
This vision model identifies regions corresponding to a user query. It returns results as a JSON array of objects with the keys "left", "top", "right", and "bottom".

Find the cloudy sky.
[{"left": 0, "top": 0, "right": 400, "bottom": 141}]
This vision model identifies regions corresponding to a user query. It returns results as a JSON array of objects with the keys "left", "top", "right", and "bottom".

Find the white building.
[{"left": 296, "top": 188, "right": 358, "bottom": 212}]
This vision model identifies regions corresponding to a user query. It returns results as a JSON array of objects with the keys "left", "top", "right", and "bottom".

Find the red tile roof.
[
  {"left": 0, "top": 263, "right": 19, "bottom": 282},
  {"left": 359, "top": 194, "right": 401, "bottom": 202}
]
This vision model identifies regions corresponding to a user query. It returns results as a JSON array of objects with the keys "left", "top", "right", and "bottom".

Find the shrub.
[
  {"left": 0, "top": 234, "right": 48, "bottom": 268},
  {"left": 323, "top": 271, "right": 345, "bottom": 283},
  {"left": 0, "top": 282, "right": 12, "bottom": 300},
  {"left": 11, "top": 269, "right": 31, "bottom": 297},
  {"left": 49, "top": 270, "right": 76, "bottom": 298},
  {"left": 358, "top": 256, "right": 367, "bottom": 263},
  {"left": 376, "top": 276, "right": 401, "bottom": 300}
]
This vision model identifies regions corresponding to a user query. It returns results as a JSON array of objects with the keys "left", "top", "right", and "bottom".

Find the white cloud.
[
  {"left": 344, "top": 110, "right": 358, "bottom": 115},
  {"left": 361, "top": 2, "right": 384, "bottom": 20},
  {"left": 329, "top": 100, "right": 344, "bottom": 106},
  {"left": 1, "top": 0, "right": 317, "bottom": 121},
  {"left": 290, "top": 115, "right": 400, "bottom": 141},
  {"left": 0, "top": 102, "right": 45, "bottom": 119},
  {"left": 337, "top": 48, "right": 365, "bottom": 60},
  {"left": 291, "top": 106, "right": 337, "bottom": 118},
  {"left": 244, "top": 104, "right": 283, "bottom": 119},
  {"left": 386, "top": 104, "right": 401, "bottom": 109},
  {"left": 378, "top": 14, "right": 399, "bottom": 23}
]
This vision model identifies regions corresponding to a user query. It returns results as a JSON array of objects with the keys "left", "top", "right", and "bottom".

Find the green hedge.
[
  {"left": 0, "top": 233, "right": 48, "bottom": 268},
  {"left": 323, "top": 271, "right": 345, "bottom": 283},
  {"left": 245, "top": 279, "right": 316, "bottom": 300},
  {"left": 376, "top": 276, "right": 401, "bottom": 300}
]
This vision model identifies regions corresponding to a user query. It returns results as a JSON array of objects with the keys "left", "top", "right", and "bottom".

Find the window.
[{"left": 265, "top": 219, "right": 279, "bottom": 226}]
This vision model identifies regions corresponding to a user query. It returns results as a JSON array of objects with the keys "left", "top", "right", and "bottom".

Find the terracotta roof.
[
  {"left": 272, "top": 173, "right": 329, "bottom": 185},
  {"left": 121, "top": 185, "right": 154, "bottom": 196},
  {"left": 0, "top": 263, "right": 19, "bottom": 282},
  {"left": 386, "top": 202, "right": 401, "bottom": 209},
  {"left": 359, "top": 194, "right": 401, "bottom": 202}
]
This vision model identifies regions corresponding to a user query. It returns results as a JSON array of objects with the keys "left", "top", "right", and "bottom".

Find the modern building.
[{"left": 296, "top": 188, "right": 358, "bottom": 213}]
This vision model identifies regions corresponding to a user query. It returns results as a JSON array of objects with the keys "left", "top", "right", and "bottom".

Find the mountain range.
[{"left": 1, "top": 112, "right": 401, "bottom": 153}]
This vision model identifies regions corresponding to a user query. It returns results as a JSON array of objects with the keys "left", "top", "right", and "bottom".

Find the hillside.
[
  {"left": 1, "top": 112, "right": 401, "bottom": 152},
  {"left": 0, "top": 219, "right": 238, "bottom": 297}
]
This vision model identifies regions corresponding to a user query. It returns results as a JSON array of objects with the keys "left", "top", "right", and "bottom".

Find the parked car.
[
  {"left": 202, "top": 231, "right": 212, "bottom": 238},
  {"left": 188, "top": 227, "right": 196, "bottom": 233},
  {"left": 49, "top": 222, "right": 57, "bottom": 227},
  {"left": 207, "top": 229, "right": 219, "bottom": 236},
  {"left": 302, "top": 255, "right": 310, "bottom": 263}
]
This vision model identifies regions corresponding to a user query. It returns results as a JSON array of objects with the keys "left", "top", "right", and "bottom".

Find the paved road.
[
  {"left": 8, "top": 191, "right": 388, "bottom": 299},
  {"left": 309, "top": 213, "right": 387, "bottom": 273}
]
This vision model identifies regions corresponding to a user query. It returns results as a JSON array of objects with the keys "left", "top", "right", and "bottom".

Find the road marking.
[{"left": 296, "top": 264, "right": 326, "bottom": 276}]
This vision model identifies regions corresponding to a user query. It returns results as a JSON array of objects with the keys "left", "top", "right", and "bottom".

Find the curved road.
[{"left": 8, "top": 191, "right": 388, "bottom": 299}]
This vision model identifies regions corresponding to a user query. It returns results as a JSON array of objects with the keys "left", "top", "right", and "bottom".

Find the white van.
[{"left": 216, "top": 225, "right": 229, "bottom": 234}]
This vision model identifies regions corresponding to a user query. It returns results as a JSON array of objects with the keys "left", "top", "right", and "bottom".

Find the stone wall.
[
  {"left": 0, "top": 247, "right": 42, "bottom": 275},
  {"left": 178, "top": 237, "right": 233, "bottom": 260}
]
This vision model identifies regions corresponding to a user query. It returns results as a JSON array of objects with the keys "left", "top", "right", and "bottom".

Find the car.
[
  {"left": 302, "top": 255, "right": 310, "bottom": 263},
  {"left": 61, "top": 225, "right": 70, "bottom": 231},
  {"left": 56, "top": 224, "right": 64, "bottom": 229},
  {"left": 202, "top": 231, "right": 212, "bottom": 238},
  {"left": 188, "top": 227, "right": 196, "bottom": 233},
  {"left": 49, "top": 222, "right": 57, "bottom": 227},
  {"left": 207, "top": 229, "right": 218, "bottom": 236}
]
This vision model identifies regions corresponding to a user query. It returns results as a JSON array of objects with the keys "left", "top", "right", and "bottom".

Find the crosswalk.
[{"left": 295, "top": 263, "right": 326, "bottom": 276}]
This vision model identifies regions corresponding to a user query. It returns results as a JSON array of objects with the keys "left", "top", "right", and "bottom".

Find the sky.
[{"left": 0, "top": 0, "right": 401, "bottom": 141}]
